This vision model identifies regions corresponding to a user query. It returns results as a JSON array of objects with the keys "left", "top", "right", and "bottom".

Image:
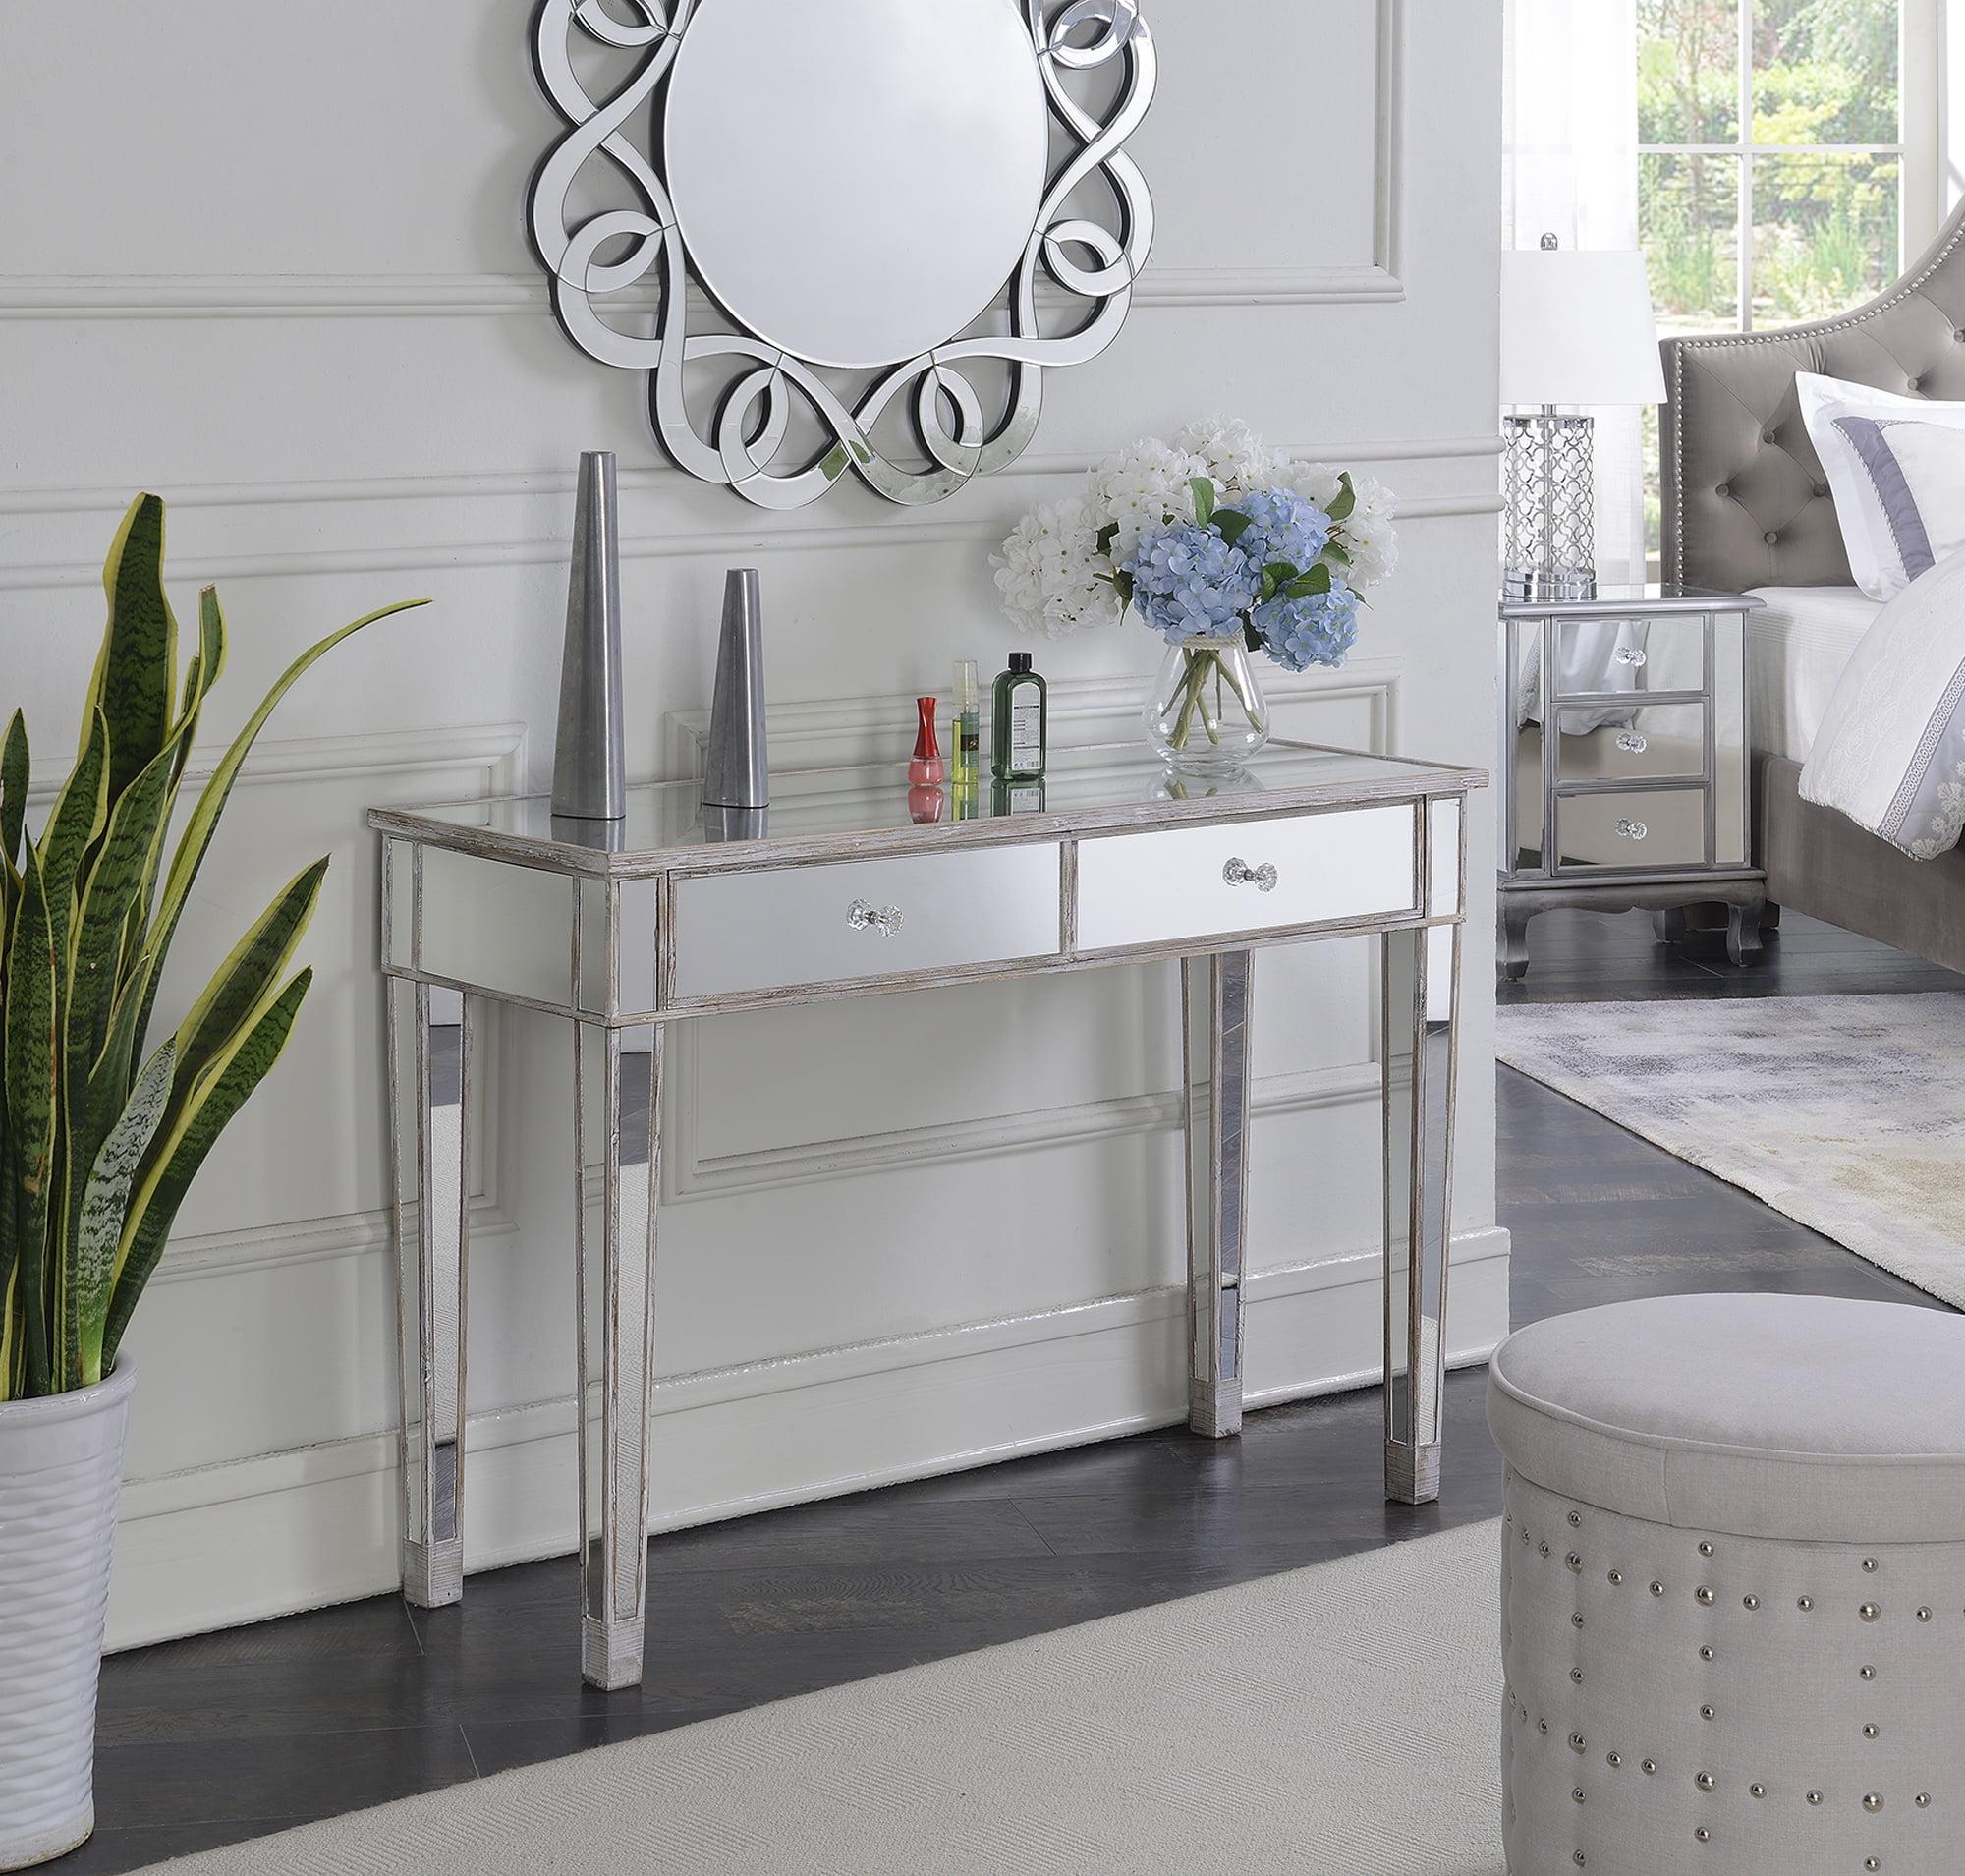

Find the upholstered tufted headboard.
[{"left": 1662, "top": 200, "right": 1965, "bottom": 591}]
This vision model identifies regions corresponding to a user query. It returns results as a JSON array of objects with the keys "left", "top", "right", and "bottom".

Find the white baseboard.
[{"left": 105, "top": 1226, "right": 1509, "bottom": 1651}]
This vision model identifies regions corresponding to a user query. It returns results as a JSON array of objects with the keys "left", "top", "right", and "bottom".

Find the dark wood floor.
[{"left": 56, "top": 907, "right": 1965, "bottom": 1873}]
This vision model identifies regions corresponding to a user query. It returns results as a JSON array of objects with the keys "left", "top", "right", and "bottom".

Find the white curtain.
[{"left": 1502, "top": 0, "right": 1646, "bottom": 589}]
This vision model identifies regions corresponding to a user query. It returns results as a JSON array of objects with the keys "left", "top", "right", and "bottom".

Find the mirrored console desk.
[{"left": 370, "top": 740, "right": 1483, "bottom": 1688}]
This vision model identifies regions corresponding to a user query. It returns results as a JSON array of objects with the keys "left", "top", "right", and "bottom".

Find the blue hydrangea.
[
  {"left": 1124, "top": 521, "right": 1263, "bottom": 644},
  {"left": 1223, "top": 487, "right": 1332, "bottom": 576},
  {"left": 1252, "top": 582, "right": 1361, "bottom": 671}
]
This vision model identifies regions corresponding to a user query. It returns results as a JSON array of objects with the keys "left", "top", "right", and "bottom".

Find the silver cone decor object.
[
  {"left": 551, "top": 451, "right": 627, "bottom": 822},
  {"left": 703, "top": 569, "right": 768, "bottom": 811}
]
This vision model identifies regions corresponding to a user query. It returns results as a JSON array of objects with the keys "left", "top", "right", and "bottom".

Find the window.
[
  {"left": 1635, "top": 0, "right": 1937, "bottom": 562},
  {"left": 1638, "top": 1, "right": 1935, "bottom": 335}
]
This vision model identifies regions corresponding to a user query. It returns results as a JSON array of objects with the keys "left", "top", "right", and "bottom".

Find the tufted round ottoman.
[{"left": 1488, "top": 1293, "right": 1965, "bottom": 1876}]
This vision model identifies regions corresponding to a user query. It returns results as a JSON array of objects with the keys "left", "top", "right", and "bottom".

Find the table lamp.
[{"left": 1500, "top": 236, "right": 1667, "bottom": 600}]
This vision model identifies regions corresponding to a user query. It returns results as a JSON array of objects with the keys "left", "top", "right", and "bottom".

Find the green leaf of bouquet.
[
  {"left": 1114, "top": 571, "right": 1135, "bottom": 605},
  {"left": 1326, "top": 472, "right": 1357, "bottom": 524},
  {"left": 1243, "top": 620, "right": 1263, "bottom": 654},
  {"left": 1095, "top": 522, "right": 1120, "bottom": 560},
  {"left": 1212, "top": 510, "right": 1254, "bottom": 548},
  {"left": 1322, "top": 541, "right": 1351, "bottom": 568},
  {"left": 1188, "top": 478, "right": 1216, "bottom": 527},
  {"left": 1285, "top": 564, "right": 1334, "bottom": 601}
]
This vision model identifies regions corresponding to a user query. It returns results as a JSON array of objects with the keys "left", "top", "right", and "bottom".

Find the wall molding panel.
[
  {"left": 0, "top": 435, "right": 1502, "bottom": 524},
  {"left": 0, "top": 264, "right": 1409, "bottom": 322},
  {"left": 106, "top": 1223, "right": 1509, "bottom": 1651},
  {"left": 0, "top": 491, "right": 1497, "bottom": 595}
]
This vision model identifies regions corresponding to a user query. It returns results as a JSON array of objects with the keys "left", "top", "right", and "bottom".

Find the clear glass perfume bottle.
[{"left": 991, "top": 652, "right": 1046, "bottom": 781}]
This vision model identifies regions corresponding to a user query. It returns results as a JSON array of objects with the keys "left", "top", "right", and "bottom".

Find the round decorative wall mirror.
[{"left": 529, "top": 0, "right": 1157, "bottom": 509}]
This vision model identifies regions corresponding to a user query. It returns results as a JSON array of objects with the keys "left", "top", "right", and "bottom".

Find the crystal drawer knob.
[
  {"left": 1615, "top": 819, "right": 1649, "bottom": 841},
  {"left": 1222, "top": 857, "right": 1279, "bottom": 892},
  {"left": 1615, "top": 731, "right": 1648, "bottom": 754},
  {"left": 1615, "top": 647, "right": 1648, "bottom": 668},
  {"left": 847, "top": 899, "right": 905, "bottom": 938}
]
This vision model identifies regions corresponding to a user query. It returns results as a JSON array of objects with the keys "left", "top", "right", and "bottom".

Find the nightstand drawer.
[
  {"left": 1550, "top": 720, "right": 1706, "bottom": 785},
  {"left": 1540, "top": 613, "right": 1721, "bottom": 711},
  {"left": 1553, "top": 788, "right": 1712, "bottom": 870},
  {"left": 670, "top": 846, "right": 1063, "bottom": 1000},
  {"left": 1076, "top": 805, "right": 1418, "bottom": 952}
]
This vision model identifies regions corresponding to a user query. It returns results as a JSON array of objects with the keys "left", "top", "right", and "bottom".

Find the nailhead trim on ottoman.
[{"left": 1489, "top": 1295, "right": 1965, "bottom": 1876}]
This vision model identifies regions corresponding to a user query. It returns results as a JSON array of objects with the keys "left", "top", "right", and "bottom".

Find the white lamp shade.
[{"left": 1499, "top": 248, "right": 1668, "bottom": 408}]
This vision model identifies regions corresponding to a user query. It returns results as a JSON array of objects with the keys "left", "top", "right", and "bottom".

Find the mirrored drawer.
[
  {"left": 1552, "top": 788, "right": 1712, "bottom": 871},
  {"left": 670, "top": 844, "right": 1063, "bottom": 1001},
  {"left": 1076, "top": 805, "right": 1417, "bottom": 953},
  {"left": 1550, "top": 719, "right": 1705, "bottom": 786},
  {"left": 1524, "top": 611, "right": 1740, "bottom": 704}
]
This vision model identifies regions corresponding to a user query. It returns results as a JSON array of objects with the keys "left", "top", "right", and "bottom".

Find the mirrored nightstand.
[{"left": 1496, "top": 583, "right": 1767, "bottom": 980}]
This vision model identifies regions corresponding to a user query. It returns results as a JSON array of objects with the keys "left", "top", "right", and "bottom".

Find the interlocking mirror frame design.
[{"left": 528, "top": 0, "right": 1156, "bottom": 509}]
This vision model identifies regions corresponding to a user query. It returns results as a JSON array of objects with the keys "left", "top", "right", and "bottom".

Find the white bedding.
[
  {"left": 1800, "top": 553, "right": 1965, "bottom": 858},
  {"left": 1745, "top": 584, "right": 1882, "bottom": 762}
]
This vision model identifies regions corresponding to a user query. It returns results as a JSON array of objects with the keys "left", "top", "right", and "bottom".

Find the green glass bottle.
[{"left": 991, "top": 652, "right": 1047, "bottom": 781}]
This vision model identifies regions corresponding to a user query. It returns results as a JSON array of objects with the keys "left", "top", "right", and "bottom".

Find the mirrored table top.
[
  {"left": 1499, "top": 582, "right": 1767, "bottom": 618},
  {"left": 370, "top": 741, "right": 1487, "bottom": 876}
]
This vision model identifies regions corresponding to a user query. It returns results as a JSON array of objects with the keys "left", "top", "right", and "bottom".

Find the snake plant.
[{"left": 0, "top": 495, "right": 424, "bottom": 1399}]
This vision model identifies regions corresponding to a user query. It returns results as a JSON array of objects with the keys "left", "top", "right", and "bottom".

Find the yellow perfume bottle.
[{"left": 950, "top": 658, "right": 981, "bottom": 790}]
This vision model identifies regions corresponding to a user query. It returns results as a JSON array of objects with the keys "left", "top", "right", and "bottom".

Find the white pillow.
[{"left": 1798, "top": 372, "right": 1965, "bottom": 598}]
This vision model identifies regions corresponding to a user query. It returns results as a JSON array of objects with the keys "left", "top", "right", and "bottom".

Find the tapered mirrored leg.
[
  {"left": 1182, "top": 951, "right": 1254, "bottom": 1440},
  {"left": 388, "top": 980, "right": 471, "bottom": 1607},
  {"left": 574, "top": 1022, "right": 660, "bottom": 1690},
  {"left": 1382, "top": 925, "right": 1460, "bottom": 1505}
]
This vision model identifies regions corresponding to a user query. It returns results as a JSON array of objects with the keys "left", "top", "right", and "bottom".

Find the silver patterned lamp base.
[{"left": 1503, "top": 409, "right": 1598, "bottom": 602}]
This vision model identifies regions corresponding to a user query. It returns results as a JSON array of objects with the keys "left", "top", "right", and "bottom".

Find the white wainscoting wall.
[{"left": 0, "top": 0, "right": 1506, "bottom": 1648}]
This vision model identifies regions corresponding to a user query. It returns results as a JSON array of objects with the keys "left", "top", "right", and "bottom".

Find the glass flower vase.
[{"left": 1143, "top": 635, "right": 1272, "bottom": 773}]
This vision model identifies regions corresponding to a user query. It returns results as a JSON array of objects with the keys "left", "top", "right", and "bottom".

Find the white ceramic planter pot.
[{"left": 0, "top": 1361, "right": 133, "bottom": 1871}]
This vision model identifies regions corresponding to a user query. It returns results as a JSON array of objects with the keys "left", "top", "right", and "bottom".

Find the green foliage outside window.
[
  {"left": 1639, "top": 0, "right": 1900, "bottom": 335},
  {"left": 1635, "top": 0, "right": 1904, "bottom": 557}
]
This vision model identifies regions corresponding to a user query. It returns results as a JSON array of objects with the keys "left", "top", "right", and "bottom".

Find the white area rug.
[
  {"left": 139, "top": 1523, "right": 1505, "bottom": 1876},
  {"left": 1498, "top": 993, "right": 1965, "bottom": 1307}
]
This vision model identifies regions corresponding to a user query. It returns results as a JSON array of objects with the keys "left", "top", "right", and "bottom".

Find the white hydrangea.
[
  {"left": 1276, "top": 460, "right": 1400, "bottom": 589},
  {"left": 1173, "top": 417, "right": 1278, "bottom": 493},
  {"left": 1340, "top": 473, "right": 1401, "bottom": 587},
  {"left": 1083, "top": 437, "right": 1206, "bottom": 565},
  {"left": 991, "top": 496, "right": 1120, "bottom": 639}
]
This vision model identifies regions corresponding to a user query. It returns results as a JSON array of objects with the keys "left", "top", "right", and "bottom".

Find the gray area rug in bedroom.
[
  {"left": 1498, "top": 992, "right": 1965, "bottom": 1308},
  {"left": 134, "top": 1523, "right": 1505, "bottom": 1876}
]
